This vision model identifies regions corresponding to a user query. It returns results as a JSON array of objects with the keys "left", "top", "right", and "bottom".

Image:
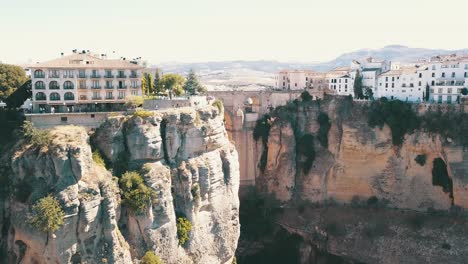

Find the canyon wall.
[
  {"left": 0, "top": 105, "right": 240, "bottom": 264},
  {"left": 256, "top": 97, "right": 468, "bottom": 211}
]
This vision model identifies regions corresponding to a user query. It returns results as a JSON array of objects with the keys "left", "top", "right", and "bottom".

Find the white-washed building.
[
  {"left": 327, "top": 67, "right": 354, "bottom": 96},
  {"left": 426, "top": 56, "right": 468, "bottom": 103},
  {"left": 275, "top": 70, "right": 327, "bottom": 91},
  {"left": 377, "top": 66, "right": 427, "bottom": 102},
  {"left": 30, "top": 52, "right": 144, "bottom": 113}
]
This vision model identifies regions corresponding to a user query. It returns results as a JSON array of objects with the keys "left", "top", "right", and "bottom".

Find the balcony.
[
  {"left": 104, "top": 74, "right": 114, "bottom": 78},
  {"left": 91, "top": 86, "right": 102, "bottom": 89},
  {"left": 64, "top": 86, "right": 74, "bottom": 90},
  {"left": 34, "top": 74, "right": 45, "bottom": 78},
  {"left": 435, "top": 81, "right": 465, "bottom": 86},
  {"left": 79, "top": 86, "right": 87, "bottom": 89},
  {"left": 90, "top": 75, "right": 101, "bottom": 79},
  {"left": 92, "top": 96, "right": 102, "bottom": 100},
  {"left": 49, "top": 85, "right": 60, "bottom": 90},
  {"left": 49, "top": 74, "right": 60, "bottom": 78},
  {"left": 130, "top": 74, "right": 138, "bottom": 78},
  {"left": 79, "top": 95, "right": 88, "bottom": 100},
  {"left": 105, "top": 96, "right": 115, "bottom": 100},
  {"left": 63, "top": 75, "right": 74, "bottom": 78},
  {"left": 35, "top": 86, "right": 45, "bottom": 90},
  {"left": 117, "top": 96, "right": 126, "bottom": 100},
  {"left": 116, "top": 75, "right": 127, "bottom": 79},
  {"left": 118, "top": 85, "right": 127, "bottom": 89},
  {"left": 105, "top": 85, "right": 114, "bottom": 89}
]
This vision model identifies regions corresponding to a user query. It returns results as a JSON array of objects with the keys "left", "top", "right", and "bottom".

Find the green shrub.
[
  {"left": 415, "top": 154, "right": 426, "bottom": 166},
  {"left": 367, "top": 100, "right": 419, "bottom": 145},
  {"left": 140, "top": 251, "right": 163, "bottom": 264},
  {"left": 27, "top": 195, "right": 65, "bottom": 233},
  {"left": 461, "top": 88, "right": 468, "bottom": 96},
  {"left": 133, "top": 110, "right": 153, "bottom": 119},
  {"left": 253, "top": 114, "right": 272, "bottom": 173},
  {"left": 297, "top": 134, "right": 315, "bottom": 173},
  {"left": 119, "top": 171, "right": 157, "bottom": 212},
  {"left": 232, "top": 257, "right": 237, "bottom": 264},
  {"left": 212, "top": 99, "right": 224, "bottom": 113},
  {"left": 176, "top": 216, "right": 192, "bottom": 246},
  {"left": 125, "top": 96, "right": 144, "bottom": 108},
  {"left": 317, "top": 112, "right": 331, "bottom": 148},
  {"left": 92, "top": 150, "right": 106, "bottom": 167},
  {"left": 22, "top": 121, "right": 52, "bottom": 147},
  {"left": 191, "top": 184, "right": 200, "bottom": 201},
  {"left": 300, "top": 91, "right": 312, "bottom": 102}
]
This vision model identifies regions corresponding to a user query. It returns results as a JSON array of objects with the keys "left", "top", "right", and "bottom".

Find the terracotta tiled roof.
[{"left": 29, "top": 53, "right": 144, "bottom": 69}]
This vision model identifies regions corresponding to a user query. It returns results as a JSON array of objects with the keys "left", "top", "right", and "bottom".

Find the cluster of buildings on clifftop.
[{"left": 276, "top": 54, "right": 468, "bottom": 103}]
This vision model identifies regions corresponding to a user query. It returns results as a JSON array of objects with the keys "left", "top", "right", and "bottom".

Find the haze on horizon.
[{"left": 1, "top": 0, "right": 468, "bottom": 65}]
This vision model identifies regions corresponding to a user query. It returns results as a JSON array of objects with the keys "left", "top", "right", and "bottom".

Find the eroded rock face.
[
  {"left": 257, "top": 98, "right": 467, "bottom": 211},
  {"left": 1, "top": 105, "right": 240, "bottom": 264}
]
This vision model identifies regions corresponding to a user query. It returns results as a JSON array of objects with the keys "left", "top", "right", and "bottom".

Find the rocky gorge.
[{"left": 0, "top": 105, "right": 240, "bottom": 264}]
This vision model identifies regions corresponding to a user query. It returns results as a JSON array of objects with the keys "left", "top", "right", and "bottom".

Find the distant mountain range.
[{"left": 156, "top": 45, "right": 468, "bottom": 90}]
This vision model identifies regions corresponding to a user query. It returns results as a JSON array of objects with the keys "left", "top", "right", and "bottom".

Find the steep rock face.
[
  {"left": 1, "top": 105, "right": 240, "bottom": 264},
  {"left": 3, "top": 126, "right": 132, "bottom": 264},
  {"left": 94, "top": 106, "right": 240, "bottom": 264},
  {"left": 257, "top": 98, "right": 466, "bottom": 211}
]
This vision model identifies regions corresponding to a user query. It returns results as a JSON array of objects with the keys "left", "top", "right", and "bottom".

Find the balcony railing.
[
  {"left": 63, "top": 75, "right": 74, "bottom": 78},
  {"left": 35, "top": 97, "right": 46, "bottom": 101},
  {"left": 64, "top": 97, "right": 75, "bottom": 101},
  {"left": 116, "top": 75, "right": 127, "bottom": 78},
  {"left": 49, "top": 86, "right": 60, "bottom": 90},
  {"left": 92, "top": 96, "right": 102, "bottom": 100},
  {"left": 104, "top": 75, "right": 114, "bottom": 78},
  {"left": 91, "top": 86, "right": 102, "bottom": 89},
  {"left": 118, "top": 86, "right": 127, "bottom": 89},
  {"left": 435, "top": 81, "right": 465, "bottom": 86},
  {"left": 90, "top": 75, "right": 101, "bottom": 78},
  {"left": 34, "top": 74, "right": 45, "bottom": 78},
  {"left": 105, "top": 96, "right": 115, "bottom": 100},
  {"left": 117, "top": 96, "right": 126, "bottom": 99},
  {"left": 49, "top": 74, "right": 60, "bottom": 78},
  {"left": 35, "top": 86, "right": 45, "bottom": 90},
  {"left": 64, "top": 86, "right": 74, "bottom": 90},
  {"left": 105, "top": 86, "right": 114, "bottom": 89},
  {"left": 130, "top": 74, "right": 138, "bottom": 78},
  {"left": 50, "top": 98, "right": 61, "bottom": 101},
  {"left": 79, "top": 86, "right": 87, "bottom": 89},
  {"left": 78, "top": 74, "right": 87, "bottom": 78},
  {"left": 79, "top": 96, "right": 87, "bottom": 100}
]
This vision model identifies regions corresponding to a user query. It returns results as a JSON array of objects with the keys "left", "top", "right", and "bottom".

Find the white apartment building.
[
  {"left": 377, "top": 66, "right": 427, "bottom": 102},
  {"left": 30, "top": 52, "right": 144, "bottom": 113},
  {"left": 426, "top": 57, "right": 468, "bottom": 103}
]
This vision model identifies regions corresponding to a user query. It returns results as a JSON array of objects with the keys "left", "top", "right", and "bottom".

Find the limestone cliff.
[
  {"left": 0, "top": 105, "right": 240, "bottom": 264},
  {"left": 257, "top": 97, "right": 468, "bottom": 211}
]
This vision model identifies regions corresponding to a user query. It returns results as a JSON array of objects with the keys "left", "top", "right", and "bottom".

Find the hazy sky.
[{"left": 1, "top": 0, "right": 468, "bottom": 65}]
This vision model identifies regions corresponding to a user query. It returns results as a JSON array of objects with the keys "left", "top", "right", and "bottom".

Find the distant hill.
[{"left": 156, "top": 45, "right": 468, "bottom": 90}]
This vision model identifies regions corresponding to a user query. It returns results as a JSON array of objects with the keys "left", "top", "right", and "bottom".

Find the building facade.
[{"left": 30, "top": 52, "right": 144, "bottom": 113}]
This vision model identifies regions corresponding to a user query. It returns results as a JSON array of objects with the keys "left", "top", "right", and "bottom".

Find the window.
[
  {"left": 35, "top": 92, "right": 46, "bottom": 101},
  {"left": 131, "top": 90, "right": 138, "bottom": 96},
  {"left": 385, "top": 83, "right": 388, "bottom": 88},
  {"left": 118, "top": 70, "right": 125, "bottom": 78},
  {"left": 64, "top": 70, "right": 74, "bottom": 78},
  {"left": 79, "top": 80, "right": 86, "bottom": 89},
  {"left": 438, "top": 88, "right": 443, "bottom": 93},
  {"left": 49, "top": 70, "right": 59, "bottom": 78},
  {"left": 431, "top": 80, "right": 435, "bottom": 86},
  {"left": 438, "top": 95, "right": 442, "bottom": 103},
  {"left": 92, "top": 70, "right": 99, "bottom": 78},
  {"left": 447, "top": 95, "right": 452, "bottom": 104},
  {"left": 418, "top": 81, "right": 421, "bottom": 86},
  {"left": 432, "top": 73, "right": 435, "bottom": 77},
  {"left": 92, "top": 91, "right": 100, "bottom": 99},
  {"left": 34, "top": 70, "right": 45, "bottom": 78},
  {"left": 105, "top": 70, "right": 113, "bottom": 78},
  {"left": 345, "top": 84, "right": 347, "bottom": 89},
  {"left": 419, "top": 73, "right": 422, "bottom": 78},
  {"left": 465, "top": 72, "right": 467, "bottom": 77},
  {"left": 432, "top": 65, "right": 436, "bottom": 70},
  {"left": 61, "top": 117, "right": 68, "bottom": 122},
  {"left": 385, "top": 77, "right": 388, "bottom": 81},
  {"left": 49, "top": 81, "right": 59, "bottom": 89},
  {"left": 79, "top": 70, "right": 86, "bottom": 78},
  {"left": 50, "top": 92, "right": 60, "bottom": 101},
  {"left": 118, "top": 91, "right": 126, "bottom": 99},
  {"left": 392, "top": 83, "right": 394, "bottom": 88},
  {"left": 392, "top": 77, "right": 395, "bottom": 81},
  {"left": 306, "top": 77, "right": 308, "bottom": 81},
  {"left": 442, "top": 72, "right": 446, "bottom": 78},
  {"left": 106, "top": 91, "right": 113, "bottom": 99},
  {"left": 448, "top": 88, "right": 452, "bottom": 94},
  {"left": 63, "top": 81, "right": 74, "bottom": 89},
  {"left": 131, "top": 80, "right": 138, "bottom": 88},
  {"left": 452, "top": 72, "right": 456, "bottom": 78},
  {"left": 130, "top": 70, "right": 137, "bottom": 78},
  {"left": 92, "top": 80, "right": 100, "bottom": 88},
  {"left": 106, "top": 81, "right": 113, "bottom": 89},
  {"left": 64, "top": 92, "right": 75, "bottom": 100},
  {"left": 295, "top": 83, "right": 297, "bottom": 87},
  {"left": 35, "top": 81, "right": 45, "bottom": 89}
]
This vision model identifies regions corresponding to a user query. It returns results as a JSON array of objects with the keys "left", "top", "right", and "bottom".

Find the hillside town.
[{"left": 276, "top": 54, "right": 468, "bottom": 103}]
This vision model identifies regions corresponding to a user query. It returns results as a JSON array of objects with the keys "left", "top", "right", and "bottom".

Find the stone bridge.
[{"left": 207, "top": 90, "right": 323, "bottom": 187}]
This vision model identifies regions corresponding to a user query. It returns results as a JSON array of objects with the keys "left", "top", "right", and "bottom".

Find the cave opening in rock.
[
  {"left": 432, "top": 158, "right": 454, "bottom": 202},
  {"left": 160, "top": 119, "right": 170, "bottom": 165}
]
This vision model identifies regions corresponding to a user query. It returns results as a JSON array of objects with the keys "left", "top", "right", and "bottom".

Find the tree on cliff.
[
  {"left": 141, "top": 73, "right": 154, "bottom": 96},
  {"left": 153, "top": 68, "right": 162, "bottom": 94},
  {"left": 462, "top": 87, "right": 468, "bottom": 96},
  {"left": 119, "top": 171, "right": 157, "bottom": 212},
  {"left": 425, "top": 84, "right": 431, "bottom": 101},
  {"left": 160, "top": 73, "right": 186, "bottom": 97},
  {"left": 353, "top": 71, "right": 364, "bottom": 99},
  {"left": 0, "top": 63, "right": 29, "bottom": 100},
  {"left": 183, "top": 69, "right": 206, "bottom": 95},
  {"left": 27, "top": 195, "right": 65, "bottom": 233},
  {"left": 140, "top": 251, "right": 163, "bottom": 264}
]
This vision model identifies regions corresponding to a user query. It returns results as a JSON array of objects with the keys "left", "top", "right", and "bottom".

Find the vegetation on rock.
[
  {"left": 297, "top": 134, "right": 315, "bottom": 173},
  {"left": 212, "top": 99, "right": 224, "bottom": 113},
  {"left": 141, "top": 73, "right": 155, "bottom": 96},
  {"left": 125, "top": 96, "right": 144, "bottom": 108},
  {"left": 22, "top": 121, "right": 52, "bottom": 147},
  {"left": 300, "top": 91, "right": 312, "bottom": 102},
  {"left": 183, "top": 69, "right": 206, "bottom": 95},
  {"left": 253, "top": 114, "right": 272, "bottom": 173},
  {"left": 27, "top": 195, "right": 65, "bottom": 233},
  {"left": 0, "top": 63, "right": 28, "bottom": 100},
  {"left": 133, "top": 109, "right": 154, "bottom": 119},
  {"left": 353, "top": 71, "right": 364, "bottom": 99},
  {"left": 119, "top": 171, "right": 157, "bottom": 212},
  {"left": 92, "top": 150, "right": 106, "bottom": 167},
  {"left": 176, "top": 216, "right": 192, "bottom": 246},
  {"left": 317, "top": 112, "right": 331, "bottom": 148},
  {"left": 160, "top": 74, "right": 186, "bottom": 96},
  {"left": 140, "top": 251, "right": 163, "bottom": 264}
]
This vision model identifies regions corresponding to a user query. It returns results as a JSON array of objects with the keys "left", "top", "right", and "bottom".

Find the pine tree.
[
  {"left": 183, "top": 69, "right": 206, "bottom": 95},
  {"left": 141, "top": 73, "right": 154, "bottom": 96},
  {"left": 353, "top": 71, "right": 364, "bottom": 99},
  {"left": 153, "top": 69, "right": 162, "bottom": 95}
]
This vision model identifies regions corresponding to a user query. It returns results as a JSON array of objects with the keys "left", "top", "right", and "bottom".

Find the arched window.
[
  {"left": 34, "top": 70, "right": 45, "bottom": 78},
  {"left": 35, "top": 81, "right": 45, "bottom": 89},
  {"left": 35, "top": 92, "right": 46, "bottom": 101},
  {"left": 63, "top": 81, "right": 74, "bottom": 89},
  {"left": 64, "top": 92, "right": 75, "bottom": 101},
  {"left": 49, "top": 81, "right": 59, "bottom": 89},
  {"left": 50, "top": 92, "right": 60, "bottom": 101}
]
